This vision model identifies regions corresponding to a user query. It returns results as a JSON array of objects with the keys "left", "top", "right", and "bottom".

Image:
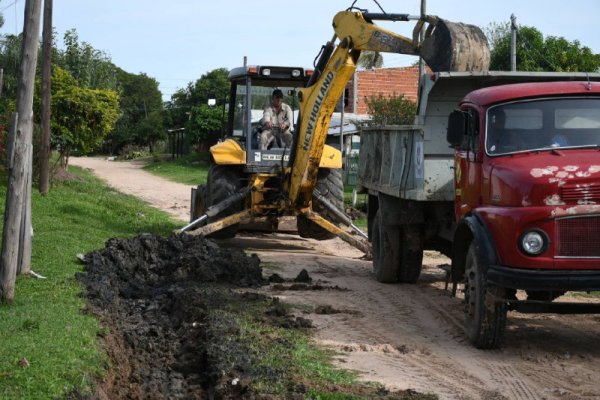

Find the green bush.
[{"left": 365, "top": 93, "right": 416, "bottom": 126}]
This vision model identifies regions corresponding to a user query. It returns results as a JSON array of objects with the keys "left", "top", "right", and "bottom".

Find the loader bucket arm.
[{"left": 286, "top": 10, "right": 490, "bottom": 208}]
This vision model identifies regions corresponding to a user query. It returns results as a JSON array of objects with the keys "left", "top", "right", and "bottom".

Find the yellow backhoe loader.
[{"left": 182, "top": 8, "right": 489, "bottom": 254}]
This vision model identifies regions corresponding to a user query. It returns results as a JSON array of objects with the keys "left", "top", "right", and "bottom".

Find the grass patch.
[
  {"left": 567, "top": 291, "right": 600, "bottom": 299},
  {"left": 231, "top": 299, "right": 406, "bottom": 399},
  {"left": 0, "top": 167, "right": 179, "bottom": 399},
  {"left": 143, "top": 152, "right": 210, "bottom": 186}
]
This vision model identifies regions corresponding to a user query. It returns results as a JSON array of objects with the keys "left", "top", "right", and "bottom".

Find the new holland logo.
[{"left": 302, "top": 71, "right": 335, "bottom": 151}]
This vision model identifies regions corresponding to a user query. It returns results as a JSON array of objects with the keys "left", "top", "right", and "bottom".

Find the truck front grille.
[
  {"left": 556, "top": 216, "right": 600, "bottom": 257},
  {"left": 561, "top": 182, "right": 600, "bottom": 203}
]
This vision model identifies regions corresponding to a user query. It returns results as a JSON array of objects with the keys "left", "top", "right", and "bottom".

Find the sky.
[{"left": 1, "top": 0, "right": 599, "bottom": 101}]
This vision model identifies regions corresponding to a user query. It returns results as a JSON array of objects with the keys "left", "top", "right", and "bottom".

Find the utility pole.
[
  {"left": 1, "top": 0, "right": 42, "bottom": 303},
  {"left": 418, "top": 0, "right": 426, "bottom": 79},
  {"left": 510, "top": 14, "right": 517, "bottom": 71},
  {"left": 39, "top": 0, "right": 53, "bottom": 195}
]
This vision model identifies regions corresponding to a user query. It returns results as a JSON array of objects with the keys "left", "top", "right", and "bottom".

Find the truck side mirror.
[{"left": 447, "top": 110, "right": 467, "bottom": 147}]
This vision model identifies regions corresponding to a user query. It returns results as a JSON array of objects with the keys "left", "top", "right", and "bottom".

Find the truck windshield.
[
  {"left": 486, "top": 97, "right": 600, "bottom": 155},
  {"left": 232, "top": 84, "right": 300, "bottom": 137}
]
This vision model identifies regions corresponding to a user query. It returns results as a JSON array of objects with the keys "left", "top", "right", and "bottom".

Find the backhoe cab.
[{"left": 188, "top": 65, "right": 345, "bottom": 241}]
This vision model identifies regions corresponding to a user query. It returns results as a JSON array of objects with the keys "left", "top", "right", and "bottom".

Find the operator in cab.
[{"left": 260, "top": 89, "right": 293, "bottom": 150}]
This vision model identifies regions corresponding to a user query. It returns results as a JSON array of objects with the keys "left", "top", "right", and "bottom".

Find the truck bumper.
[{"left": 488, "top": 264, "right": 600, "bottom": 292}]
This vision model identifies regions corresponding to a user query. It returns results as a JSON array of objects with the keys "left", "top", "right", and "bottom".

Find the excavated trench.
[
  {"left": 77, "top": 233, "right": 268, "bottom": 399},
  {"left": 76, "top": 234, "right": 419, "bottom": 399}
]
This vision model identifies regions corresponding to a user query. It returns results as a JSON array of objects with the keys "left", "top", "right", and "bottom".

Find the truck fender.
[{"left": 451, "top": 213, "right": 498, "bottom": 284}]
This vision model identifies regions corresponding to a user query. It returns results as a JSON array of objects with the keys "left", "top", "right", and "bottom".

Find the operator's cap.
[{"left": 272, "top": 89, "right": 284, "bottom": 98}]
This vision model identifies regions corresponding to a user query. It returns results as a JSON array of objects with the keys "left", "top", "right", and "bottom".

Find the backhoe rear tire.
[
  {"left": 206, "top": 163, "right": 244, "bottom": 239},
  {"left": 297, "top": 168, "right": 344, "bottom": 240}
]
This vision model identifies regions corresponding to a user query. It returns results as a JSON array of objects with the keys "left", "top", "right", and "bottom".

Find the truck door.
[{"left": 454, "top": 108, "right": 482, "bottom": 219}]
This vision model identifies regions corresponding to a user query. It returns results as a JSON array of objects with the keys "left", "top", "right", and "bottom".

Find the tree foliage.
[
  {"left": 108, "top": 69, "right": 164, "bottom": 153},
  {"left": 49, "top": 67, "right": 119, "bottom": 165},
  {"left": 57, "top": 29, "right": 117, "bottom": 90},
  {"left": 365, "top": 93, "right": 416, "bottom": 126},
  {"left": 487, "top": 22, "right": 600, "bottom": 72},
  {"left": 165, "top": 68, "right": 229, "bottom": 144}
]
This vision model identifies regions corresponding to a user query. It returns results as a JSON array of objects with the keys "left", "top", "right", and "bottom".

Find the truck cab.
[
  {"left": 448, "top": 80, "right": 600, "bottom": 348},
  {"left": 359, "top": 72, "right": 600, "bottom": 348}
]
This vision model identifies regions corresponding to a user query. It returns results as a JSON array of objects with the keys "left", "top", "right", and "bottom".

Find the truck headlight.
[{"left": 519, "top": 229, "right": 549, "bottom": 256}]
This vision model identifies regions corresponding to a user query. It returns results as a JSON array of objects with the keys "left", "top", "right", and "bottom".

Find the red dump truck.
[{"left": 358, "top": 71, "right": 600, "bottom": 348}]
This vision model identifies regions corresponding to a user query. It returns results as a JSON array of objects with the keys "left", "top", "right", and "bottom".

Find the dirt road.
[{"left": 74, "top": 157, "right": 600, "bottom": 400}]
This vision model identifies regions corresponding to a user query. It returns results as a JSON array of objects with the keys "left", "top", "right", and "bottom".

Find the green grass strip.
[
  {"left": 143, "top": 152, "right": 210, "bottom": 186},
  {"left": 0, "top": 167, "right": 179, "bottom": 399}
]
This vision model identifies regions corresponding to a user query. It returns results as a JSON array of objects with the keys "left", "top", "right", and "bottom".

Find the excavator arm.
[{"left": 286, "top": 10, "right": 489, "bottom": 209}]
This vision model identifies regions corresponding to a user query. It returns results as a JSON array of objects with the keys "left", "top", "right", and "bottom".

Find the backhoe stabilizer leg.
[
  {"left": 313, "top": 189, "right": 368, "bottom": 240},
  {"left": 182, "top": 209, "right": 253, "bottom": 237},
  {"left": 180, "top": 186, "right": 251, "bottom": 232},
  {"left": 302, "top": 211, "right": 372, "bottom": 257}
]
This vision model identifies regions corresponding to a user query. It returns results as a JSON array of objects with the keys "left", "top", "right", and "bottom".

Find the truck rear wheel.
[
  {"left": 464, "top": 242, "right": 507, "bottom": 349},
  {"left": 372, "top": 210, "right": 423, "bottom": 283},
  {"left": 372, "top": 209, "right": 400, "bottom": 283},
  {"left": 206, "top": 163, "right": 244, "bottom": 239},
  {"left": 297, "top": 168, "right": 344, "bottom": 240},
  {"left": 398, "top": 224, "right": 423, "bottom": 283}
]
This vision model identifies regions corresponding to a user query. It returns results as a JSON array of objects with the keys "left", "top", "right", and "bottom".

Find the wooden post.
[
  {"left": 39, "top": 0, "right": 52, "bottom": 195},
  {"left": 0, "top": 0, "right": 42, "bottom": 303}
]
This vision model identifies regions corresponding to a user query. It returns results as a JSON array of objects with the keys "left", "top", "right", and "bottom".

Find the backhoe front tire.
[
  {"left": 297, "top": 168, "right": 344, "bottom": 240},
  {"left": 191, "top": 184, "right": 207, "bottom": 221},
  {"left": 206, "top": 163, "right": 244, "bottom": 239}
]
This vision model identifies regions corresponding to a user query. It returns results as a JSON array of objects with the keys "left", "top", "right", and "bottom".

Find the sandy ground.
[
  {"left": 72, "top": 156, "right": 600, "bottom": 400},
  {"left": 70, "top": 156, "right": 191, "bottom": 223}
]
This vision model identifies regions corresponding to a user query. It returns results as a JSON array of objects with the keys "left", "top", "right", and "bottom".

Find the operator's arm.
[
  {"left": 263, "top": 105, "right": 273, "bottom": 129},
  {"left": 283, "top": 104, "right": 294, "bottom": 131}
]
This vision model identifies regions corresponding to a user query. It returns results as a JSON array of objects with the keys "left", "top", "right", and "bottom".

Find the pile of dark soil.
[{"left": 77, "top": 233, "right": 271, "bottom": 399}]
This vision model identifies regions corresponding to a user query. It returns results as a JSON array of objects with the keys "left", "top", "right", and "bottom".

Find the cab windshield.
[
  {"left": 232, "top": 84, "right": 300, "bottom": 137},
  {"left": 486, "top": 97, "right": 600, "bottom": 155}
]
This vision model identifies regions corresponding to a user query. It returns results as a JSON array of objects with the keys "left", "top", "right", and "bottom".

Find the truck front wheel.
[{"left": 464, "top": 242, "right": 507, "bottom": 349}]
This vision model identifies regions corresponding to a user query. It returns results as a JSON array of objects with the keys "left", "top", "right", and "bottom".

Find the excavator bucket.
[{"left": 420, "top": 19, "right": 490, "bottom": 72}]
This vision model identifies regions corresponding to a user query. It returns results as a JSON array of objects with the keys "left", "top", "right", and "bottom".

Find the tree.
[
  {"left": 108, "top": 69, "right": 164, "bottom": 153},
  {"left": 487, "top": 22, "right": 600, "bottom": 72},
  {"left": 50, "top": 67, "right": 119, "bottom": 166},
  {"left": 57, "top": 29, "right": 117, "bottom": 90},
  {"left": 186, "top": 104, "right": 223, "bottom": 145},
  {"left": 165, "top": 68, "right": 229, "bottom": 145}
]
